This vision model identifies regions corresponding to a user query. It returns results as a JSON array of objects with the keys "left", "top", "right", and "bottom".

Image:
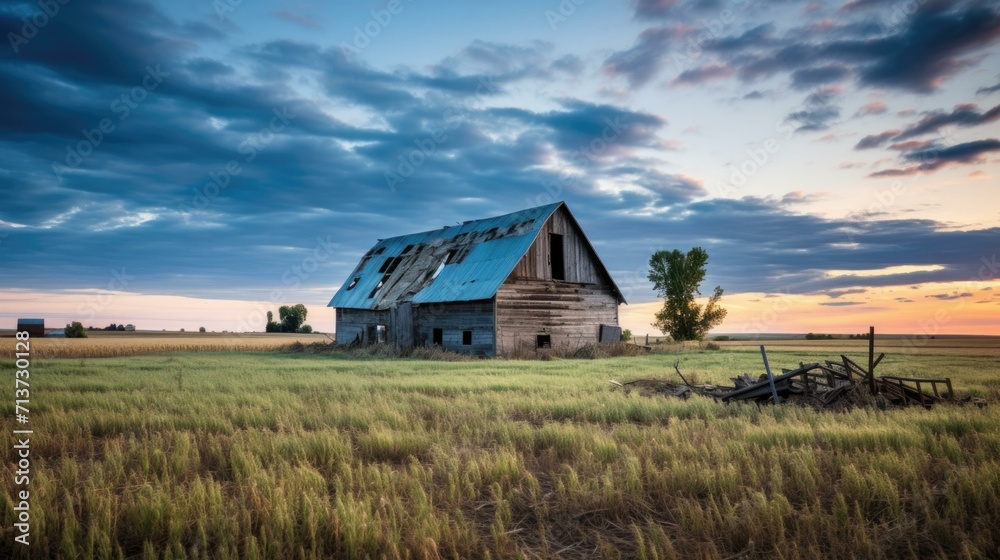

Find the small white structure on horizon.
[{"left": 125, "top": 324, "right": 136, "bottom": 331}]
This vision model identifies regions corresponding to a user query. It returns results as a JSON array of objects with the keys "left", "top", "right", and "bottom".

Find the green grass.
[{"left": 1, "top": 349, "right": 999, "bottom": 559}]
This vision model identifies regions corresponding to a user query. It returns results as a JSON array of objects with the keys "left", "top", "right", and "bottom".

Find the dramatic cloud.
[
  {"left": 871, "top": 139, "right": 1000, "bottom": 177},
  {"left": 1, "top": 0, "right": 998, "bottom": 321},
  {"left": 602, "top": 26, "right": 678, "bottom": 88},
  {"left": 615, "top": 1, "right": 1000, "bottom": 94},
  {"left": 786, "top": 86, "right": 842, "bottom": 132},
  {"left": 978, "top": 79, "right": 1000, "bottom": 95},
  {"left": 790, "top": 65, "right": 852, "bottom": 90},
  {"left": 856, "top": 130, "right": 900, "bottom": 149},
  {"left": 893, "top": 103, "right": 1000, "bottom": 140},
  {"left": 670, "top": 62, "right": 734, "bottom": 86}
]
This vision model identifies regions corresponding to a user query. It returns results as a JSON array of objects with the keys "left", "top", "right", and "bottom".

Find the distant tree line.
[
  {"left": 805, "top": 333, "right": 834, "bottom": 340},
  {"left": 265, "top": 305, "right": 313, "bottom": 333}
]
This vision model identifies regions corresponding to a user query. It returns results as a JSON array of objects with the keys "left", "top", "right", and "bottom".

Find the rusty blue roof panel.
[{"left": 329, "top": 203, "right": 561, "bottom": 310}]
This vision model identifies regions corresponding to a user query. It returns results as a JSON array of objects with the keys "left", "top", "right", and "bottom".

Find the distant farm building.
[
  {"left": 46, "top": 329, "right": 66, "bottom": 338},
  {"left": 17, "top": 318, "right": 44, "bottom": 337},
  {"left": 328, "top": 202, "right": 625, "bottom": 356}
]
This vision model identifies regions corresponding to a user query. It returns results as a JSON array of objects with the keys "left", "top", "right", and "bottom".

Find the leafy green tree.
[
  {"left": 648, "top": 247, "right": 727, "bottom": 341},
  {"left": 278, "top": 304, "right": 308, "bottom": 333},
  {"left": 65, "top": 321, "right": 87, "bottom": 338},
  {"left": 620, "top": 328, "right": 632, "bottom": 343},
  {"left": 296, "top": 324, "right": 313, "bottom": 334}
]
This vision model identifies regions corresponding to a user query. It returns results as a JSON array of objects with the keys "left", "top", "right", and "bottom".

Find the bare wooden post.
[
  {"left": 946, "top": 378, "right": 953, "bottom": 400},
  {"left": 868, "top": 326, "right": 876, "bottom": 395},
  {"left": 645, "top": 333, "right": 649, "bottom": 345},
  {"left": 760, "top": 345, "right": 780, "bottom": 405},
  {"left": 898, "top": 378, "right": 908, "bottom": 405}
]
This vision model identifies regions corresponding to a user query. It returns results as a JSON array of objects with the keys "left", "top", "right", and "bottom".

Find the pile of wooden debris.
[{"left": 611, "top": 328, "right": 979, "bottom": 411}]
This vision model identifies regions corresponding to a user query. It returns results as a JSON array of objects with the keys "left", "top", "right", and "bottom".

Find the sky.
[{"left": 1, "top": 0, "right": 999, "bottom": 336}]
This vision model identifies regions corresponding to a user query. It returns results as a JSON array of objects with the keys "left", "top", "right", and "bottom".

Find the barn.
[
  {"left": 17, "top": 318, "right": 45, "bottom": 337},
  {"left": 328, "top": 202, "right": 625, "bottom": 356}
]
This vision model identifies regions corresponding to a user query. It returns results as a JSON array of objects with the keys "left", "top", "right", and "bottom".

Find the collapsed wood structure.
[
  {"left": 329, "top": 202, "right": 625, "bottom": 357},
  {"left": 614, "top": 328, "right": 966, "bottom": 410}
]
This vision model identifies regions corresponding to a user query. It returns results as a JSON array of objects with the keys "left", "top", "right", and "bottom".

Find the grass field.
[
  {"left": 1, "top": 339, "right": 999, "bottom": 559},
  {"left": 0, "top": 331, "right": 329, "bottom": 359}
]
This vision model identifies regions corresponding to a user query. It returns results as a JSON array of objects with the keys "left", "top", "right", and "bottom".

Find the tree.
[
  {"left": 297, "top": 324, "right": 313, "bottom": 334},
  {"left": 620, "top": 328, "right": 632, "bottom": 343},
  {"left": 65, "top": 321, "right": 87, "bottom": 338},
  {"left": 199, "top": 326, "right": 206, "bottom": 333},
  {"left": 648, "top": 247, "right": 727, "bottom": 341},
  {"left": 279, "top": 304, "right": 308, "bottom": 333}
]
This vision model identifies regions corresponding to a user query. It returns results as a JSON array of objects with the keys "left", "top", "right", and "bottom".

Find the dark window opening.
[
  {"left": 377, "top": 256, "right": 404, "bottom": 275},
  {"left": 536, "top": 335, "right": 551, "bottom": 349},
  {"left": 462, "top": 330, "right": 472, "bottom": 345},
  {"left": 386, "top": 256, "right": 403, "bottom": 274},
  {"left": 445, "top": 249, "right": 458, "bottom": 264},
  {"left": 550, "top": 233, "right": 565, "bottom": 281},
  {"left": 433, "top": 328, "right": 443, "bottom": 346},
  {"left": 374, "top": 247, "right": 386, "bottom": 255},
  {"left": 401, "top": 244, "right": 414, "bottom": 254},
  {"left": 346, "top": 277, "right": 360, "bottom": 291}
]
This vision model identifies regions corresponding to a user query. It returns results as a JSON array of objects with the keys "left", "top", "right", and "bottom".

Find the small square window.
[
  {"left": 536, "top": 335, "right": 551, "bottom": 349},
  {"left": 462, "top": 330, "right": 472, "bottom": 345}
]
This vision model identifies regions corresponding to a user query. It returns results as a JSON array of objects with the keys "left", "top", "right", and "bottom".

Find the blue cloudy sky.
[{"left": 1, "top": 0, "right": 999, "bottom": 334}]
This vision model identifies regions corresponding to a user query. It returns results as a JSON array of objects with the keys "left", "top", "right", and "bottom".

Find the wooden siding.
[
  {"left": 509, "top": 205, "right": 610, "bottom": 285},
  {"left": 413, "top": 300, "right": 495, "bottom": 355},
  {"left": 495, "top": 279, "right": 619, "bottom": 355},
  {"left": 335, "top": 308, "right": 389, "bottom": 345}
]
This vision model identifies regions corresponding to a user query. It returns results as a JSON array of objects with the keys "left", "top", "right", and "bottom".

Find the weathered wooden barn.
[{"left": 328, "top": 202, "right": 625, "bottom": 356}]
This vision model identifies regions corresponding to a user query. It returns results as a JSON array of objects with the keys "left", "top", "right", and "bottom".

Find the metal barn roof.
[
  {"left": 18, "top": 318, "right": 44, "bottom": 324},
  {"left": 330, "top": 203, "right": 566, "bottom": 310}
]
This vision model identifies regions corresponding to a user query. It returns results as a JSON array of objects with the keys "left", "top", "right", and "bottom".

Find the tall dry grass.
[{"left": 0, "top": 349, "right": 998, "bottom": 558}]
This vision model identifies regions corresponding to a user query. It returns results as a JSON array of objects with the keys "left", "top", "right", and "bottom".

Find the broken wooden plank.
[{"left": 760, "top": 345, "right": 780, "bottom": 405}]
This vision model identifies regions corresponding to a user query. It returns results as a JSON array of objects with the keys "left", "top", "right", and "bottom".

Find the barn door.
[{"left": 390, "top": 302, "right": 414, "bottom": 350}]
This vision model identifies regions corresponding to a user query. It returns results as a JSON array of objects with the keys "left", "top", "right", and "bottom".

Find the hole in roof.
[
  {"left": 401, "top": 244, "right": 414, "bottom": 254},
  {"left": 431, "top": 261, "right": 446, "bottom": 280},
  {"left": 346, "top": 277, "right": 360, "bottom": 291}
]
